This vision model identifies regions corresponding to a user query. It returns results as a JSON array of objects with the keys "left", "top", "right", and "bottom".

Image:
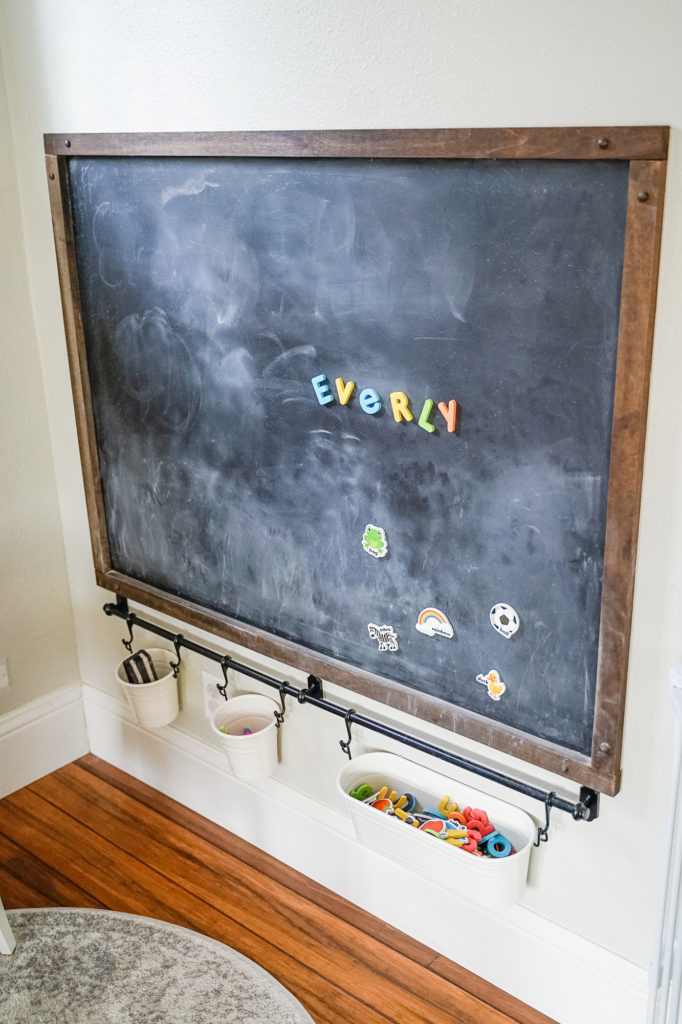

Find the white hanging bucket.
[
  {"left": 210, "top": 693, "right": 279, "bottom": 780},
  {"left": 338, "top": 751, "right": 536, "bottom": 909},
  {"left": 115, "top": 647, "right": 179, "bottom": 728}
]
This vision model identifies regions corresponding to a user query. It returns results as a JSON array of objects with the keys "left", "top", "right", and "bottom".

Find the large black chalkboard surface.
[{"left": 46, "top": 129, "right": 669, "bottom": 794}]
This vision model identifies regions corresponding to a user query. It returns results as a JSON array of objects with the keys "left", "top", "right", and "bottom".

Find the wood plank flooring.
[{"left": 0, "top": 755, "right": 555, "bottom": 1024}]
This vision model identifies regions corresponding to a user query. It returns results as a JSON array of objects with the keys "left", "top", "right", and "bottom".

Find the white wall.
[
  {"left": 1, "top": 0, "right": 682, "bottom": 994},
  {"left": 0, "top": 42, "right": 78, "bottom": 715}
]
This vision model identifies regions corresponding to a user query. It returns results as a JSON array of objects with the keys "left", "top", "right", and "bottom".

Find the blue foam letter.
[
  {"left": 311, "top": 374, "right": 334, "bottom": 406},
  {"left": 359, "top": 388, "right": 382, "bottom": 415}
]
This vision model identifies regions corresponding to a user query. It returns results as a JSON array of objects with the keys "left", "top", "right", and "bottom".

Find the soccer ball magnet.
[{"left": 490, "top": 603, "right": 520, "bottom": 639}]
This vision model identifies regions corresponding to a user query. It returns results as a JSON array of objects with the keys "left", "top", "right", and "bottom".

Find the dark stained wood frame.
[{"left": 44, "top": 128, "right": 669, "bottom": 796}]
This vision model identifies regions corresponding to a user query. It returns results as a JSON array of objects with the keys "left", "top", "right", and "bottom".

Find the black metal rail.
[{"left": 105, "top": 596, "right": 600, "bottom": 836}]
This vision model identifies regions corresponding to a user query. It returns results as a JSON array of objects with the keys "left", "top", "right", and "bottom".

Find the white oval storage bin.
[
  {"left": 116, "top": 647, "right": 179, "bottom": 728},
  {"left": 337, "top": 751, "right": 536, "bottom": 909}
]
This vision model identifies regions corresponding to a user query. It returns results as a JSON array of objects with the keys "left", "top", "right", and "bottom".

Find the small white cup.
[
  {"left": 116, "top": 647, "right": 179, "bottom": 728},
  {"left": 210, "top": 693, "right": 280, "bottom": 780}
]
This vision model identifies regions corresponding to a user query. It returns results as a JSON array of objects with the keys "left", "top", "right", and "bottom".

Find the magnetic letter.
[
  {"left": 311, "top": 374, "right": 334, "bottom": 406},
  {"left": 418, "top": 399, "right": 436, "bottom": 433},
  {"left": 437, "top": 399, "right": 458, "bottom": 432},
  {"left": 335, "top": 378, "right": 355, "bottom": 405},
  {"left": 390, "top": 392, "right": 413, "bottom": 424},
  {"left": 359, "top": 388, "right": 382, "bottom": 415}
]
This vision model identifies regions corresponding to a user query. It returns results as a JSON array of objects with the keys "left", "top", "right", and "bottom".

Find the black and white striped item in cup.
[{"left": 122, "top": 649, "right": 159, "bottom": 685}]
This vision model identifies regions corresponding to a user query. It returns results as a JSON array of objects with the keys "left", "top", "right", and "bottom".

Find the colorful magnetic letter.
[
  {"left": 335, "top": 378, "right": 355, "bottom": 405},
  {"left": 490, "top": 603, "right": 520, "bottom": 639},
  {"left": 350, "top": 784, "right": 374, "bottom": 801},
  {"left": 417, "top": 399, "right": 436, "bottom": 433},
  {"left": 362, "top": 524, "right": 388, "bottom": 559},
  {"left": 475, "top": 669, "right": 507, "bottom": 701},
  {"left": 311, "top": 374, "right": 334, "bottom": 405},
  {"left": 367, "top": 623, "right": 399, "bottom": 652},
  {"left": 415, "top": 607, "right": 453, "bottom": 639},
  {"left": 483, "top": 832, "right": 513, "bottom": 858},
  {"left": 359, "top": 388, "right": 382, "bottom": 415},
  {"left": 437, "top": 400, "right": 458, "bottom": 432},
  {"left": 390, "top": 392, "right": 413, "bottom": 423}
]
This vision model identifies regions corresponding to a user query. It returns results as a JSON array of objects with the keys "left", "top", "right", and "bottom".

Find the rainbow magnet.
[
  {"left": 476, "top": 669, "right": 507, "bottom": 701},
  {"left": 362, "top": 524, "right": 388, "bottom": 558},
  {"left": 367, "top": 623, "right": 399, "bottom": 652},
  {"left": 415, "top": 608, "right": 453, "bottom": 639}
]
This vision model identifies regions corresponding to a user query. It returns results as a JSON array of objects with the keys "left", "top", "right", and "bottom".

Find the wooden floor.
[{"left": 0, "top": 755, "right": 554, "bottom": 1024}]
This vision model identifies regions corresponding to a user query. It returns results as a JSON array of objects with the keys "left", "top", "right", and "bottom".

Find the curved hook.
[
  {"left": 274, "top": 681, "right": 289, "bottom": 728},
  {"left": 121, "top": 613, "right": 135, "bottom": 653},
  {"left": 339, "top": 709, "right": 356, "bottom": 760},
  {"left": 170, "top": 634, "right": 184, "bottom": 679},
  {"left": 217, "top": 655, "right": 231, "bottom": 701},
  {"left": 534, "top": 792, "right": 555, "bottom": 847}
]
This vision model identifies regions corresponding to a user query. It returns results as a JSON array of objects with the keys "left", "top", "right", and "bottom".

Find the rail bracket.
[
  {"left": 576, "top": 787, "right": 600, "bottom": 822},
  {"left": 299, "top": 674, "right": 323, "bottom": 702},
  {"left": 104, "top": 596, "right": 130, "bottom": 617}
]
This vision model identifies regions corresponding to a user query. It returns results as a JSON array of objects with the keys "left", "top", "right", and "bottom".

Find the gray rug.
[{"left": 0, "top": 908, "right": 315, "bottom": 1023}]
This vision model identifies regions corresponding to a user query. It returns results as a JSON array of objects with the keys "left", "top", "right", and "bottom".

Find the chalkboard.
[{"left": 46, "top": 129, "right": 668, "bottom": 794}]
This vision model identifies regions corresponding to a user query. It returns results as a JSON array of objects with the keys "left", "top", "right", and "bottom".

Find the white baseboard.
[
  {"left": 0, "top": 684, "right": 88, "bottom": 799},
  {"left": 82, "top": 683, "right": 646, "bottom": 1024}
]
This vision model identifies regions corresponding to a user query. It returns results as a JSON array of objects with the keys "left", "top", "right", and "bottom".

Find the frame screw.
[
  {"left": 599, "top": 741, "right": 611, "bottom": 754},
  {"left": 64, "top": 139, "right": 71, "bottom": 148},
  {"left": 49, "top": 172, "right": 55, "bottom": 180},
  {"left": 597, "top": 137, "right": 609, "bottom": 149},
  {"left": 637, "top": 191, "right": 650, "bottom": 203}
]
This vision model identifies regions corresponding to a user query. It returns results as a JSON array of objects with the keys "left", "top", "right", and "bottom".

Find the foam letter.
[
  {"left": 311, "top": 374, "right": 334, "bottom": 406},
  {"left": 335, "top": 378, "right": 355, "bottom": 405},
  {"left": 417, "top": 399, "right": 436, "bottom": 434},
  {"left": 359, "top": 388, "right": 382, "bottom": 415},
  {"left": 390, "top": 392, "right": 413, "bottom": 423},
  {"left": 437, "top": 399, "right": 458, "bottom": 432}
]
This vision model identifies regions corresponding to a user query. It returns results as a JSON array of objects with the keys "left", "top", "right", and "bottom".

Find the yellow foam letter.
[
  {"left": 390, "top": 392, "right": 413, "bottom": 424},
  {"left": 335, "top": 378, "right": 355, "bottom": 405}
]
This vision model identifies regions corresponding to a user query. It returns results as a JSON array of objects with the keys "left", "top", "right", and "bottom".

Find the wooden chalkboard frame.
[{"left": 45, "top": 128, "right": 668, "bottom": 796}]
